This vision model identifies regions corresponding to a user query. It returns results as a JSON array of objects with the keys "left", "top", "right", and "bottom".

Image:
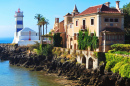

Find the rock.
[{"left": 35, "top": 66, "right": 44, "bottom": 71}]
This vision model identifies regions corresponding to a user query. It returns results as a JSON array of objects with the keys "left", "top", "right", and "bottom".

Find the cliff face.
[
  {"left": 0, "top": 44, "right": 18, "bottom": 52},
  {"left": 0, "top": 44, "right": 130, "bottom": 86},
  {"left": 0, "top": 44, "right": 26, "bottom": 60},
  {"left": 9, "top": 53, "right": 130, "bottom": 86}
]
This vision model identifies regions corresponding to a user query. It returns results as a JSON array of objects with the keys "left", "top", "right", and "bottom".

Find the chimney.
[
  {"left": 116, "top": 1, "right": 120, "bottom": 9},
  {"left": 105, "top": 2, "right": 110, "bottom": 7},
  {"left": 55, "top": 18, "right": 59, "bottom": 23}
]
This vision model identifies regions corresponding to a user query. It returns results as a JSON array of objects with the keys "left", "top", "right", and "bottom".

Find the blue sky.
[{"left": 0, "top": 0, "right": 129, "bottom": 38}]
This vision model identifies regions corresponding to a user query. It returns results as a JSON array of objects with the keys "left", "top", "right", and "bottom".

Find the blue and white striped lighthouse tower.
[{"left": 14, "top": 8, "right": 24, "bottom": 36}]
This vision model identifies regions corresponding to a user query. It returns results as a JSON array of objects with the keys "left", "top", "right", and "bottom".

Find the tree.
[
  {"left": 53, "top": 33, "right": 62, "bottom": 47},
  {"left": 123, "top": 3, "right": 130, "bottom": 30},
  {"left": 40, "top": 17, "right": 46, "bottom": 36},
  {"left": 34, "top": 14, "right": 43, "bottom": 40},
  {"left": 91, "top": 32, "right": 99, "bottom": 51},
  {"left": 45, "top": 19, "right": 49, "bottom": 35},
  {"left": 123, "top": 3, "right": 130, "bottom": 43},
  {"left": 78, "top": 30, "right": 84, "bottom": 49},
  {"left": 84, "top": 29, "right": 91, "bottom": 50},
  {"left": 78, "top": 30, "right": 98, "bottom": 50}
]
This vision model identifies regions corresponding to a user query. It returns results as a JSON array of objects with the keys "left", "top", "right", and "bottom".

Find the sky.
[{"left": 0, "top": 0, "right": 129, "bottom": 38}]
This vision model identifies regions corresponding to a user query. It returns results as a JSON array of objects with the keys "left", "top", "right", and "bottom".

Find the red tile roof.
[
  {"left": 77, "top": 4, "right": 121, "bottom": 16},
  {"left": 101, "top": 27, "right": 124, "bottom": 32},
  {"left": 101, "top": 5, "right": 120, "bottom": 13}
]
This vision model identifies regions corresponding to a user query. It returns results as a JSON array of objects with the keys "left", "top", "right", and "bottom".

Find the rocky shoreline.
[{"left": 0, "top": 45, "right": 130, "bottom": 86}]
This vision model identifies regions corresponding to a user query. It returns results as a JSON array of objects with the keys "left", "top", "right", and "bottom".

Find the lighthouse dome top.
[
  {"left": 18, "top": 8, "right": 20, "bottom": 13},
  {"left": 20, "top": 27, "right": 36, "bottom": 32}
]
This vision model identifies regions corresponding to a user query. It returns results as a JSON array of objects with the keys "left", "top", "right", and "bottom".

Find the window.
[
  {"left": 105, "top": 18, "right": 109, "bottom": 22},
  {"left": 74, "top": 33, "right": 76, "bottom": 40},
  {"left": 91, "top": 18, "right": 94, "bottom": 25},
  {"left": 76, "top": 20, "right": 78, "bottom": 26},
  {"left": 110, "top": 18, "right": 114, "bottom": 22},
  {"left": 106, "top": 35, "right": 109, "bottom": 40},
  {"left": 115, "top": 18, "right": 118, "bottom": 22},
  {"left": 104, "top": 18, "right": 119, "bottom": 23},
  {"left": 112, "top": 35, "right": 114, "bottom": 40}
]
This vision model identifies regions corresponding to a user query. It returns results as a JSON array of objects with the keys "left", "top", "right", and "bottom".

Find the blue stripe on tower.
[
  {"left": 17, "top": 28, "right": 23, "bottom": 32},
  {"left": 17, "top": 21, "right": 23, "bottom": 25}
]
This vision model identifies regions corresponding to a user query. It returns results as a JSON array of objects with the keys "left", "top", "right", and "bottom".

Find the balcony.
[{"left": 80, "top": 25, "right": 87, "bottom": 31}]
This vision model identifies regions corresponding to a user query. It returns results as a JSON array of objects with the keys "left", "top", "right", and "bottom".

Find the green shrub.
[
  {"left": 42, "top": 44, "right": 53, "bottom": 57},
  {"left": 108, "top": 49, "right": 116, "bottom": 53},
  {"left": 52, "top": 48, "right": 56, "bottom": 54},
  {"left": 34, "top": 44, "right": 43, "bottom": 55},
  {"left": 93, "top": 51, "right": 98, "bottom": 58},
  {"left": 111, "top": 62, "right": 125, "bottom": 73},
  {"left": 99, "top": 61, "right": 104, "bottom": 66},
  {"left": 105, "top": 61, "right": 116, "bottom": 71},
  {"left": 105, "top": 53, "right": 130, "bottom": 78},
  {"left": 111, "top": 44, "right": 130, "bottom": 52},
  {"left": 29, "top": 41, "right": 40, "bottom": 51},
  {"left": 119, "top": 63, "right": 130, "bottom": 78},
  {"left": 112, "top": 51, "right": 130, "bottom": 55},
  {"left": 53, "top": 33, "right": 62, "bottom": 47}
]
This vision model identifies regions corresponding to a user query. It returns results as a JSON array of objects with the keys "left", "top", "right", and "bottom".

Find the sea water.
[
  {"left": 0, "top": 38, "right": 62, "bottom": 86},
  {"left": 0, "top": 37, "right": 14, "bottom": 44},
  {"left": 0, "top": 61, "right": 62, "bottom": 86}
]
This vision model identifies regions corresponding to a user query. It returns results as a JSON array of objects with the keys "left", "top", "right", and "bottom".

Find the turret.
[{"left": 72, "top": 5, "right": 79, "bottom": 16}]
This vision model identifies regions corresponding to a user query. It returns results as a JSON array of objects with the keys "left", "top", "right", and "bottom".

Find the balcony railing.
[{"left": 80, "top": 25, "right": 87, "bottom": 30}]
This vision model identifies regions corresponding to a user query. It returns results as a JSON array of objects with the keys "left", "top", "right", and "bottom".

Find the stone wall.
[{"left": 55, "top": 47, "right": 100, "bottom": 69}]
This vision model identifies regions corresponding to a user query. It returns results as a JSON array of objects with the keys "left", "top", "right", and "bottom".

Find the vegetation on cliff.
[{"left": 105, "top": 44, "right": 130, "bottom": 78}]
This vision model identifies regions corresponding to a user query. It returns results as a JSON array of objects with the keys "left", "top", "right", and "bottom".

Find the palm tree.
[
  {"left": 39, "top": 17, "right": 46, "bottom": 36},
  {"left": 45, "top": 19, "right": 49, "bottom": 35},
  {"left": 34, "top": 14, "right": 43, "bottom": 40}
]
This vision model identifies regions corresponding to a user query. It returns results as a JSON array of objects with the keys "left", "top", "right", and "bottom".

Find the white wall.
[
  {"left": 18, "top": 40, "right": 40, "bottom": 46},
  {"left": 19, "top": 36, "right": 39, "bottom": 40}
]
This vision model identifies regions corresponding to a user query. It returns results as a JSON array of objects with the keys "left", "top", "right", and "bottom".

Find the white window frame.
[
  {"left": 91, "top": 18, "right": 94, "bottom": 26},
  {"left": 76, "top": 19, "right": 78, "bottom": 27}
]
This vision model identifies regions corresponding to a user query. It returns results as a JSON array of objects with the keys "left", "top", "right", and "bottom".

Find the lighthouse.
[
  {"left": 14, "top": 8, "right": 24, "bottom": 36},
  {"left": 12, "top": 8, "right": 41, "bottom": 46}
]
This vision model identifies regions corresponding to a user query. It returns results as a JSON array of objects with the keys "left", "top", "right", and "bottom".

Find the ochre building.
[{"left": 53, "top": 1, "right": 124, "bottom": 52}]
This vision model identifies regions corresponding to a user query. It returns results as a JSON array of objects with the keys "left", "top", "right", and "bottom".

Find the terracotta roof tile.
[
  {"left": 78, "top": 4, "right": 103, "bottom": 16},
  {"left": 101, "top": 27, "right": 124, "bottom": 32},
  {"left": 77, "top": 4, "right": 121, "bottom": 16},
  {"left": 101, "top": 5, "right": 120, "bottom": 13}
]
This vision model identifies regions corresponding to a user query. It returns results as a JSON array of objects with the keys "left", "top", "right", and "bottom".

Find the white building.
[{"left": 12, "top": 8, "right": 40, "bottom": 46}]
